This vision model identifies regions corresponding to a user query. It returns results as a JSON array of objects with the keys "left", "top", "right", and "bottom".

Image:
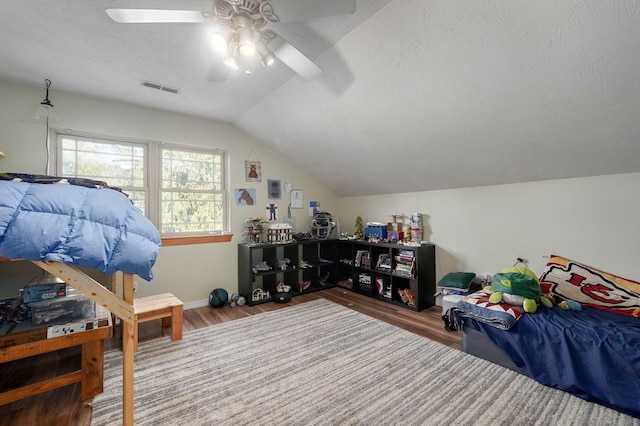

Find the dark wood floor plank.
[{"left": 0, "top": 288, "right": 460, "bottom": 426}]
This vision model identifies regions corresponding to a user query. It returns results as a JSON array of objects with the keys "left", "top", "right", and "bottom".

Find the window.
[
  {"left": 160, "top": 146, "right": 226, "bottom": 235},
  {"left": 55, "top": 133, "right": 228, "bottom": 239}
]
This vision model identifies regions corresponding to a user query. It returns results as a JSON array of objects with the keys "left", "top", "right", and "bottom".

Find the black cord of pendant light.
[{"left": 36, "top": 78, "right": 55, "bottom": 174}]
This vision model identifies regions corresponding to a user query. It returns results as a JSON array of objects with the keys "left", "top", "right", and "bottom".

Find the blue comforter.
[
  {"left": 0, "top": 180, "right": 161, "bottom": 280},
  {"left": 463, "top": 306, "right": 640, "bottom": 418}
]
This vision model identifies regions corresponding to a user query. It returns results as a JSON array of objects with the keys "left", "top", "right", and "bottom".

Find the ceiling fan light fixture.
[
  {"left": 238, "top": 40, "right": 255, "bottom": 57},
  {"left": 222, "top": 41, "right": 240, "bottom": 70},
  {"left": 256, "top": 39, "right": 275, "bottom": 66},
  {"left": 233, "top": 15, "right": 255, "bottom": 57},
  {"left": 210, "top": 31, "right": 229, "bottom": 54}
]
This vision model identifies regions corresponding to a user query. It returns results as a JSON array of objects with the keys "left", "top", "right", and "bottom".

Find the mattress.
[{"left": 460, "top": 306, "right": 640, "bottom": 418}]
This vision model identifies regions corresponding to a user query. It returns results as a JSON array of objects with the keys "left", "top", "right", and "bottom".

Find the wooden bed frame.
[{"left": 33, "top": 260, "right": 136, "bottom": 426}]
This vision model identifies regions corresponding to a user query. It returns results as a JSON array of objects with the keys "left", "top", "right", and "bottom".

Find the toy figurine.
[{"left": 355, "top": 215, "right": 364, "bottom": 239}]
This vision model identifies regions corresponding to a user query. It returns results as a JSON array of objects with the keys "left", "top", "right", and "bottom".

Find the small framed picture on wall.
[
  {"left": 290, "top": 189, "right": 303, "bottom": 208},
  {"left": 268, "top": 179, "right": 281, "bottom": 199}
]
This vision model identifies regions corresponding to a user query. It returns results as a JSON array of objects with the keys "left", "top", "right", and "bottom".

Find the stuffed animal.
[{"left": 485, "top": 265, "right": 551, "bottom": 313}]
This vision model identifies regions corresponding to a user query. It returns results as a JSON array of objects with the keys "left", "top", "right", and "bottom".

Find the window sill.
[{"left": 161, "top": 234, "right": 233, "bottom": 246}]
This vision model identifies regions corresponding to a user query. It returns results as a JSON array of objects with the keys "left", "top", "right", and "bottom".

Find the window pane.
[
  {"left": 161, "top": 191, "right": 224, "bottom": 233},
  {"left": 66, "top": 140, "right": 145, "bottom": 187},
  {"left": 162, "top": 149, "right": 220, "bottom": 190},
  {"left": 58, "top": 135, "right": 147, "bottom": 217},
  {"left": 126, "top": 189, "right": 147, "bottom": 216}
]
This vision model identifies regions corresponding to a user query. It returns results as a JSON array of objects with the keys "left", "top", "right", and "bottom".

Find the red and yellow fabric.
[{"left": 540, "top": 254, "right": 640, "bottom": 318}]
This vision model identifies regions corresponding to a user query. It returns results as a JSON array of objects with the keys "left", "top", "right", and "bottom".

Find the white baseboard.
[{"left": 184, "top": 298, "right": 210, "bottom": 310}]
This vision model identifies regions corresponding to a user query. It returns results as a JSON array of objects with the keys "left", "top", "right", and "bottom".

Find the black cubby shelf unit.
[
  {"left": 238, "top": 240, "right": 436, "bottom": 311},
  {"left": 238, "top": 241, "right": 340, "bottom": 305}
]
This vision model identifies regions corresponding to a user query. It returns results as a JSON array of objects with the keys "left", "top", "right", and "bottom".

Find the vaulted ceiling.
[{"left": 2, "top": 0, "right": 640, "bottom": 196}]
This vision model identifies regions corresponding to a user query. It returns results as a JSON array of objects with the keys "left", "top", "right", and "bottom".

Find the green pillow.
[{"left": 438, "top": 272, "right": 476, "bottom": 291}]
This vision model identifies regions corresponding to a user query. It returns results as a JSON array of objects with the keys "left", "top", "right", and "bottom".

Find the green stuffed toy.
[{"left": 485, "top": 266, "right": 553, "bottom": 313}]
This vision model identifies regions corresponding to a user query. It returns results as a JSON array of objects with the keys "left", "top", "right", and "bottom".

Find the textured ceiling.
[{"left": 1, "top": 0, "right": 640, "bottom": 196}]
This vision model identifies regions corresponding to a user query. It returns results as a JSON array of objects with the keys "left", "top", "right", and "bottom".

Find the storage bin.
[
  {"left": 22, "top": 276, "right": 66, "bottom": 303},
  {"left": 29, "top": 288, "right": 95, "bottom": 325},
  {"left": 364, "top": 225, "right": 387, "bottom": 239},
  {"left": 442, "top": 294, "right": 464, "bottom": 314},
  {"left": 387, "top": 231, "right": 404, "bottom": 242}
]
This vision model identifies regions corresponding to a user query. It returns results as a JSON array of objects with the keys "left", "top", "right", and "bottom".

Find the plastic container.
[
  {"left": 22, "top": 276, "right": 66, "bottom": 303},
  {"left": 442, "top": 294, "right": 464, "bottom": 314},
  {"left": 29, "top": 288, "right": 95, "bottom": 325}
]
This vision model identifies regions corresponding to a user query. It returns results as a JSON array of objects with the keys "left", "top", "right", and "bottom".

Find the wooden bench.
[{"left": 133, "top": 293, "right": 183, "bottom": 352}]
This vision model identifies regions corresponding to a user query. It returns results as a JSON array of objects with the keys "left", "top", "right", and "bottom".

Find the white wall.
[
  {"left": 336, "top": 173, "right": 640, "bottom": 284},
  {"left": 0, "top": 79, "right": 339, "bottom": 305}
]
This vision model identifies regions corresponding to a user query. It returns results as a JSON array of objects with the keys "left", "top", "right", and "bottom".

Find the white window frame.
[{"left": 53, "top": 130, "right": 229, "bottom": 238}]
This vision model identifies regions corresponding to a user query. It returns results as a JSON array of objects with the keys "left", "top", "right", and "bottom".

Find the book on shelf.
[
  {"left": 395, "top": 250, "right": 415, "bottom": 263},
  {"left": 355, "top": 250, "right": 370, "bottom": 267},
  {"left": 363, "top": 252, "right": 371, "bottom": 268},
  {"left": 394, "top": 250, "right": 416, "bottom": 278},
  {"left": 376, "top": 254, "right": 391, "bottom": 270}
]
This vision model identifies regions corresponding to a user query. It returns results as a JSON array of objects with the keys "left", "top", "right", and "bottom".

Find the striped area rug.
[{"left": 91, "top": 299, "right": 639, "bottom": 425}]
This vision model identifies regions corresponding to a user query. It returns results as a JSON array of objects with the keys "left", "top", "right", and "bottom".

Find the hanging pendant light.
[{"left": 35, "top": 79, "right": 58, "bottom": 122}]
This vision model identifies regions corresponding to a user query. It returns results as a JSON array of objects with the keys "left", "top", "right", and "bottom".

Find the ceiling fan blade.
[
  {"left": 268, "top": 0, "right": 356, "bottom": 22},
  {"left": 106, "top": 9, "right": 208, "bottom": 23},
  {"left": 269, "top": 34, "right": 321, "bottom": 80}
]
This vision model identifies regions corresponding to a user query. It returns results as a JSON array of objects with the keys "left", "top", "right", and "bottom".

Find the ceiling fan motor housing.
[{"left": 216, "top": 0, "right": 270, "bottom": 30}]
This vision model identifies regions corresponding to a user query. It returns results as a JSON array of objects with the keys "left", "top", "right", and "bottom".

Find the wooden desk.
[
  {"left": 0, "top": 259, "right": 136, "bottom": 425},
  {"left": 0, "top": 306, "right": 112, "bottom": 404}
]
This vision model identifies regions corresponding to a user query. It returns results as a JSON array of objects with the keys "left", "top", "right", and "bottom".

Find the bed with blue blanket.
[
  {"left": 0, "top": 175, "right": 161, "bottom": 280},
  {"left": 453, "top": 256, "right": 640, "bottom": 419},
  {"left": 0, "top": 175, "right": 161, "bottom": 425}
]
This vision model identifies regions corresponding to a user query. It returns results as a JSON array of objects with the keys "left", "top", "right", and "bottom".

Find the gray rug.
[{"left": 91, "top": 299, "right": 639, "bottom": 425}]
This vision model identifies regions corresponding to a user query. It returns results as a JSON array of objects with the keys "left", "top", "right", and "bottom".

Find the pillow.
[
  {"left": 539, "top": 254, "right": 640, "bottom": 318},
  {"left": 438, "top": 272, "right": 476, "bottom": 292}
]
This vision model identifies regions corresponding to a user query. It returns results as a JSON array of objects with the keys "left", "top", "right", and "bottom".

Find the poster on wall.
[
  {"left": 245, "top": 161, "right": 261, "bottom": 182},
  {"left": 290, "top": 189, "right": 303, "bottom": 209},
  {"left": 235, "top": 188, "right": 257, "bottom": 205},
  {"left": 268, "top": 179, "right": 281, "bottom": 199},
  {"left": 309, "top": 201, "right": 320, "bottom": 217},
  {"left": 266, "top": 203, "right": 278, "bottom": 220}
]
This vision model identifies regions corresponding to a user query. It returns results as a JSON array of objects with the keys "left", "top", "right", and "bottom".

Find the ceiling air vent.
[{"left": 140, "top": 80, "right": 180, "bottom": 95}]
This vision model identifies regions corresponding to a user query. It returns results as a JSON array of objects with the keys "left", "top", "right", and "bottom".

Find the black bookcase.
[{"left": 238, "top": 240, "right": 436, "bottom": 311}]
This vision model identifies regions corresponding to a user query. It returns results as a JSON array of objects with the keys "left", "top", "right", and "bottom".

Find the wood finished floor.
[{"left": 0, "top": 287, "right": 461, "bottom": 426}]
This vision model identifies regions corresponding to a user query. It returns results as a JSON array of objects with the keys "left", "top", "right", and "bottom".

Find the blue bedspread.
[
  {"left": 0, "top": 180, "right": 161, "bottom": 280},
  {"left": 463, "top": 306, "right": 640, "bottom": 418}
]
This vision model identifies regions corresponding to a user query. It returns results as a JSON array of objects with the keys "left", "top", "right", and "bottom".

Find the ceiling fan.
[{"left": 106, "top": 0, "right": 356, "bottom": 81}]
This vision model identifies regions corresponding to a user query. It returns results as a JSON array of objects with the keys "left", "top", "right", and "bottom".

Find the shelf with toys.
[
  {"left": 238, "top": 212, "right": 434, "bottom": 310},
  {"left": 341, "top": 240, "right": 435, "bottom": 311},
  {"left": 238, "top": 239, "right": 435, "bottom": 311},
  {"left": 238, "top": 240, "right": 336, "bottom": 305}
]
